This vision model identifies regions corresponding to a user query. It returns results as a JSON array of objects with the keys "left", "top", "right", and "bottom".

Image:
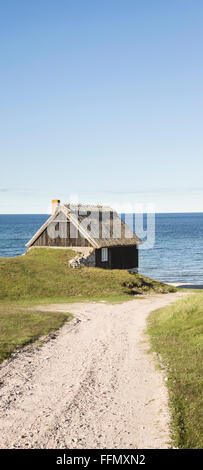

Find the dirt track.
[{"left": 0, "top": 293, "right": 185, "bottom": 449}]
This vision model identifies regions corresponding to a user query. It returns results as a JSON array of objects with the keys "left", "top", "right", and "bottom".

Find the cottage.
[{"left": 26, "top": 200, "right": 141, "bottom": 269}]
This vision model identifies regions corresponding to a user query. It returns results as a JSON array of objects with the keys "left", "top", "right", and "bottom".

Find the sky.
[{"left": 0, "top": 0, "right": 203, "bottom": 213}]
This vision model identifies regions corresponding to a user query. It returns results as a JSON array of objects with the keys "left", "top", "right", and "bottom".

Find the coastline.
[{"left": 167, "top": 282, "right": 203, "bottom": 289}]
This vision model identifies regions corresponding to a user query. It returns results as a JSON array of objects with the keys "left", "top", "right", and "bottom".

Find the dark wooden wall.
[
  {"left": 110, "top": 245, "right": 138, "bottom": 269},
  {"left": 95, "top": 246, "right": 138, "bottom": 269},
  {"left": 95, "top": 248, "right": 112, "bottom": 269}
]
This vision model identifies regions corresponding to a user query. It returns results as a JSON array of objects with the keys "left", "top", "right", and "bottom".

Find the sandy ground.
[{"left": 0, "top": 292, "right": 186, "bottom": 449}]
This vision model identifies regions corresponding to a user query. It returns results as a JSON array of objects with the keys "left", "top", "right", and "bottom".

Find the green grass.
[
  {"left": 0, "top": 247, "right": 176, "bottom": 304},
  {"left": 148, "top": 292, "right": 203, "bottom": 449},
  {"left": 0, "top": 304, "right": 72, "bottom": 361},
  {"left": 0, "top": 247, "right": 176, "bottom": 362}
]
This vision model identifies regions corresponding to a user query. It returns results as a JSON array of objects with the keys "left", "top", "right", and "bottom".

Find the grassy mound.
[
  {"left": 0, "top": 247, "right": 175, "bottom": 304},
  {"left": 148, "top": 292, "right": 203, "bottom": 449},
  {"left": 0, "top": 247, "right": 176, "bottom": 361},
  {"left": 0, "top": 305, "right": 72, "bottom": 361}
]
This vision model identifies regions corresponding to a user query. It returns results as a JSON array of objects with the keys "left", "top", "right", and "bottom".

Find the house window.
[{"left": 101, "top": 247, "right": 108, "bottom": 262}]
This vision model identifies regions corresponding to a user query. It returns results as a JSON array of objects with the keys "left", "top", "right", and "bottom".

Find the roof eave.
[{"left": 25, "top": 207, "right": 63, "bottom": 248}]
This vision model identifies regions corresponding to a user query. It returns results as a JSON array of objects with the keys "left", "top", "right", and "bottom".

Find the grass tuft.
[
  {"left": 0, "top": 304, "right": 72, "bottom": 361},
  {"left": 148, "top": 292, "right": 203, "bottom": 449}
]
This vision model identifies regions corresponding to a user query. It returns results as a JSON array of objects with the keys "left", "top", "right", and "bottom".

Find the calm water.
[{"left": 0, "top": 213, "right": 203, "bottom": 284}]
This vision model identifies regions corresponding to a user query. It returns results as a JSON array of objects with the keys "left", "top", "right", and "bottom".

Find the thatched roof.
[
  {"left": 64, "top": 204, "right": 141, "bottom": 248},
  {"left": 26, "top": 203, "right": 141, "bottom": 248}
]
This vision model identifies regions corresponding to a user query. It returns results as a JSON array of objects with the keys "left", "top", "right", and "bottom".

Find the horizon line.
[{"left": 0, "top": 211, "right": 203, "bottom": 215}]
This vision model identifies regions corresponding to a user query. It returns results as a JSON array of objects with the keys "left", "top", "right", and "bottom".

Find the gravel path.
[{"left": 0, "top": 292, "right": 185, "bottom": 449}]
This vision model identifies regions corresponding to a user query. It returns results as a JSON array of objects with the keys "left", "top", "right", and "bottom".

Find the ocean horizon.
[{"left": 0, "top": 212, "right": 203, "bottom": 284}]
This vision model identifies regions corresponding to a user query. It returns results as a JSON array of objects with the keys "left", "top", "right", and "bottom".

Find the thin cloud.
[
  {"left": 0, "top": 188, "right": 47, "bottom": 194},
  {"left": 76, "top": 187, "right": 203, "bottom": 195}
]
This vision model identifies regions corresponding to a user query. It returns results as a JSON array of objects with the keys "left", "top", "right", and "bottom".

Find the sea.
[{"left": 0, "top": 213, "right": 203, "bottom": 284}]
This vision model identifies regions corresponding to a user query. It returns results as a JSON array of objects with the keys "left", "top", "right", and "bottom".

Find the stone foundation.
[{"left": 69, "top": 248, "right": 96, "bottom": 268}]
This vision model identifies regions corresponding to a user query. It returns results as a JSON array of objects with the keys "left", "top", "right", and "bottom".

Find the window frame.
[{"left": 101, "top": 247, "right": 108, "bottom": 262}]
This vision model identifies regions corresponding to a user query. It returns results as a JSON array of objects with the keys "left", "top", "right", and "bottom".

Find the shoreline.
[{"left": 167, "top": 282, "right": 203, "bottom": 289}]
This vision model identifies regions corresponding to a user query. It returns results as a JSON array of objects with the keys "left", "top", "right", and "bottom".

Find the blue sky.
[{"left": 0, "top": 0, "right": 203, "bottom": 213}]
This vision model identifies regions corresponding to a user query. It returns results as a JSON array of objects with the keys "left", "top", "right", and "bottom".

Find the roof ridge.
[{"left": 64, "top": 203, "right": 114, "bottom": 212}]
